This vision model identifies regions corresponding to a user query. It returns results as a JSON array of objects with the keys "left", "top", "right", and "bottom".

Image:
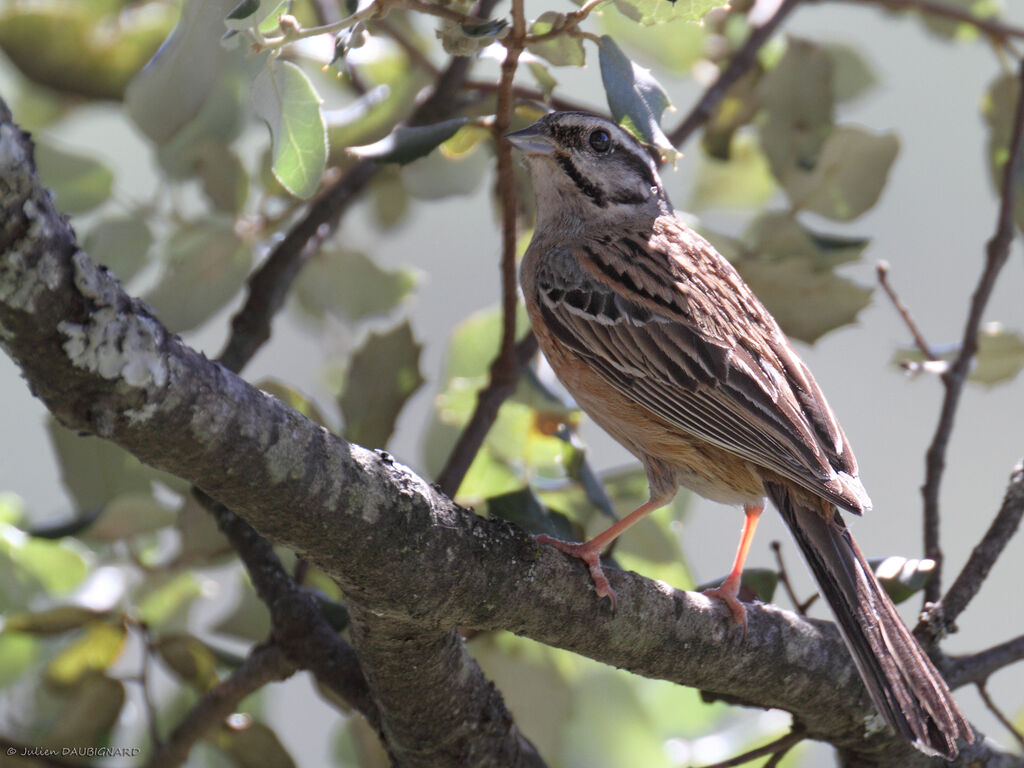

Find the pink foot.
[
  {"left": 703, "top": 581, "right": 748, "bottom": 635},
  {"left": 536, "top": 534, "right": 617, "bottom": 609}
]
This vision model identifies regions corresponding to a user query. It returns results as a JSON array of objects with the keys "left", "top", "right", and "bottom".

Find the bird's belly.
[{"left": 537, "top": 332, "right": 765, "bottom": 506}]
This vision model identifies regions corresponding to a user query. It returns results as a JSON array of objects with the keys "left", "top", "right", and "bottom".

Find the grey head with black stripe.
[{"left": 507, "top": 112, "right": 672, "bottom": 232}]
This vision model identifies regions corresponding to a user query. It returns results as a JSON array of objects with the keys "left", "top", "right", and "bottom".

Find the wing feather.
[{"left": 533, "top": 223, "right": 870, "bottom": 514}]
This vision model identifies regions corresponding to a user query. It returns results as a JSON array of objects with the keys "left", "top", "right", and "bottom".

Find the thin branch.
[
  {"left": 148, "top": 644, "right": 295, "bottom": 768},
  {"left": 770, "top": 540, "right": 817, "bottom": 615},
  {"left": 218, "top": 160, "right": 377, "bottom": 373},
  {"left": 463, "top": 80, "right": 596, "bottom": 113},
  {"left": 434, "top": 2, "right": 533, "bottom": 498},
  {"left": 197, "top": 490, "right": 381, "bottom": 728},
  {"left": 697, "top": 726, "right": 806, "bottom": 768},
  {"left": 917, "top": 460, "right": 1024, "bottom": 641},
  {"left": 832, "top": 0, "right": 1024, "bottom": 44},
  {"left": 435, "top": 332, "right": 538, "bottom": 496},
  {"left": 920, "top": 57, "right": 1024, "bottom": 607},
  {"left": 667, "top": 0, "right": 801, "bottom": 148},
  {"left": 946, "top": 634, "right": 1024, "bottom": 689},
  {"left": 976, "top": 681, "right": 1024, "bottom": 751},
  {"left": 876, "top": 260, "right": 938, "bottom": 360},
  {"left": 524, "top": 0, "right": 608, "bottom": 44},
  {"left": 137, "top": 624, "right": 164, "bottom": 750}
]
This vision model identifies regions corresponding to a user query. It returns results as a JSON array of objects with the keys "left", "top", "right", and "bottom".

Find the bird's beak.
[{"left": 506, "top": 123, "right": 556, "bottom": 156}]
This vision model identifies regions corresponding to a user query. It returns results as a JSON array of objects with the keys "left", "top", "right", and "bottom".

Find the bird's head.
[{"left": 507, "top": 111, "right": 671, "bottom": 228}]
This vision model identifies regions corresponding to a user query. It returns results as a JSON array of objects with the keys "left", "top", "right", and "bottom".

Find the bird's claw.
[{"left": 536, "top": 534, "right": 617, "bottom": 610}]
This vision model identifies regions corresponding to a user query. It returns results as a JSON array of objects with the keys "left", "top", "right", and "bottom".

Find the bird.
[{"left": 508, "top": 110, "right": 973, "bottom": 759}]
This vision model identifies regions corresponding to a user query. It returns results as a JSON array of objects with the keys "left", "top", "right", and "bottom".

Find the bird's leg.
[
  {"left": 703, "top": 504, "right": 763, "bottom": 632},
  {"left": 537, "top": 493, "right": 672, "bottom": 609}
]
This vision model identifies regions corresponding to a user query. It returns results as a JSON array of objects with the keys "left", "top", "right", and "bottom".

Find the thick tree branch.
[
  {"left": 148, "top": 644, "right": 295, "bottom": 768},
  {"left": 348, "top": 607, "right": 544, "bottom": 767},
  {"left": 3, "top": 103, "right": 1022, "bottom": 767},
  {"left": 920, "top": 58, "right": 1024, "bottom": 606}
]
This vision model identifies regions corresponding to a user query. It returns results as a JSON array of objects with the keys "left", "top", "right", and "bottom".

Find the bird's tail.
[{"left": 766, "top": 481, "right": 973, "bottom": 759}]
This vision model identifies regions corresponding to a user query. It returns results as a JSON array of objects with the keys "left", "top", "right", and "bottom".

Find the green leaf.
[
  {"left": 194, "top": 142, "right": 250, "bottom": 213},
  {"left": 369, "top": 166, "right": 411, "bottom": 229},
  {"left": 973, "top": 324, "right": 1024, "bottom": 386},
  {"left": 157, "top": 634, "right": 221, "bottom": 690},
  {"left": 339, "top": 322, "right": 425, "bottom": 449},
  {"left": 257, "top": 380, "right": 332, "bottom": 427},
  {"left": 872, "top": 556, "right": 934, "bottom": 604},
  {"left": 894, "top": 323, "right": 1024, "bottom": 387},
  {"left": 48, "top": 622, "right": 126, "bottom": 685},
  {"left": 5, "top": 607, "right": 109, "bottom": 635},
  {"left": 757, "top": 38, "right": 834, "bottom": 185},
  {"left": 436, "top": 18, "right": 507, "bottom": 56},
  {"left": 598, "top": 35, "right": 676, "bottom": 160},
  {"left": 34, "top": 141, "right": 114, "bottom": 215},
  {"left": 252, "top": 59, "right": 328, "bottom": 199},
  {"left": 84, "top": 216, "right": 153, "bottom": 283},
  {"left": 0, "top": 523, "right": 89, "bottom": 596},
  {"left": 401, "top": 138, "right": 491, "bottom": 199},
  {"left": 785, "top": 126, "right": 900, "bottom": 221},
  {"left": 144, "top": 220, "right": 253, "bottom": 333},
  {"left": 213, "top": 573, "right": 272, "bottom": 644},
  {"left": 717, "top": 213, "right": 873, "bottom": 343},
  {"left": 528, "top": 12, "right": 585, "bottom": 67},
  {"left": 0, "top": 632, "right": 38, "bottom": 689},
  {"left": 598, "top": 4, "right": 705, "bottom": 72},
  {"left": 612, "top": 0, "right": 722, "bottom": 25},
  {"left": 136, "top": 573, "right": 202, "bottom": 629},
  {"left": 0, "top": 2, "right": 175, "bottom": 100},
  {"left": 983, "top": 74, "right": 1024, "bottom": 234},
  {"left": 215, "top": 720, "right": 296, "bottom": 768},
  {"left": 689, "top": 132, "right": 775, "bottom": 210},
  {"left": 487, "top": 488, "right": 581, "bottom": 540},
  {"left": 126, "top": 0, "right": 247, "bottom": 145},
  {"left": 48, "top": 420, "right": 167, "bottom": 512},
  {"left": 87, "top": 493, "right": 176, "bottom": 541},
  {"left": 826, "top": 43, "right": 877, "bottom": 104},
  {"left": 350, "top": 118, "right": 470, "bottom": 164},
  {"left": 225, "top": 0, "right": 288, "bottom": 30},
  {"left": 527, "top": 61, "right": 559, "bottom": 99},
  {"left": 176, "top": 494, "right": 235, "bottom": 566},
  {"left": 294, "top": 247, "right": 417, "bottom": 324},
  {"left": 44, "top": 673, "right": 126, "bottom": 749}
]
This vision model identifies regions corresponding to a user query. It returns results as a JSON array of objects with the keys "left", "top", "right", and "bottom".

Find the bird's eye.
[{"left": 588, "top": 129, "right": 611, "bottom": 154}]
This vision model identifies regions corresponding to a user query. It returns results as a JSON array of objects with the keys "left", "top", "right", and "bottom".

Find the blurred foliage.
[{"left": 0, "top": 0, "right": 1019, "bottom": 765}]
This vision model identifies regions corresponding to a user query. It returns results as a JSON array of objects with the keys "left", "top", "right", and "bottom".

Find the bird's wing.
[{"left": 531, "top": 220, "right": 870, "bottom": 513}]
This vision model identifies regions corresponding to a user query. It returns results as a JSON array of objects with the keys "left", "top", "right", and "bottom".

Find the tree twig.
[
  {"left": 832, "top": 0, "right": 1024, "bottom": 44},
  {"left": 976, "top": 681, "right": 1024, "bottom": 751},
  {"left": 434, "top": 4, "right": 534, "bottom": 498},
  {"left": 435, "top": 332, "right": 538, "bottom": 496},
  {"left": 946, "top": 634, "right": 1024, "bottom": 689},
  {"left": 148, "top": 644, "right": 295, "bottom": 768},
  {"left": 920, "top": 57, "right": 1024, "bottom": 608},
  {"left": 917, "top": 460, "right": 1024, "bottom": 641},
  {"left": 770, "top": 540, "right": 817, "bottom": 615},
  {"left": 876, "top": 260, "right": 938, "bottom": 360},
  {"left": 218, "top": 160, "right": 377, "bottom": 373},
  {"left": 667, "top": 0, "right": 802, "bottom": 148},
  {"left": 697, "top": 726, "right": 806, "bottom": 768}
]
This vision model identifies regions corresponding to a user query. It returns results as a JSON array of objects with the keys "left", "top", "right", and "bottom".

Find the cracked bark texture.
[{"left": 0, "top": 100, "right": 1019, "bottom": 768}]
